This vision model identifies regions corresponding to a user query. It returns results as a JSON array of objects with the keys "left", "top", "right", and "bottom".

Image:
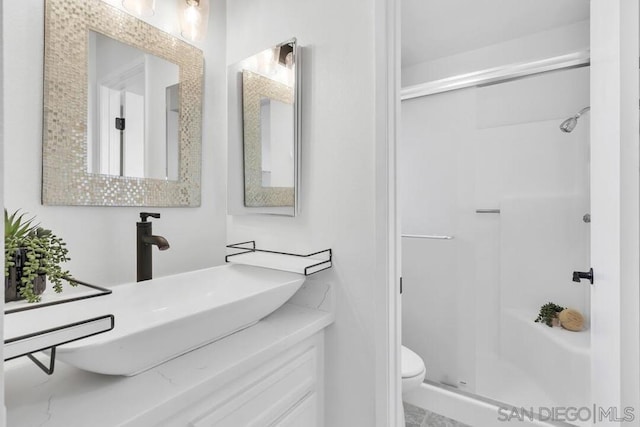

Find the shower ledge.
[{"left": 504, "top": 308, "right": 589, "bottom": 355}]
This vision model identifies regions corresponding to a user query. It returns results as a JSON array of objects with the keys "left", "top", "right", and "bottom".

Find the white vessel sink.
[{"left": 7, "top": 264, "right": 305, "bottom": 376}]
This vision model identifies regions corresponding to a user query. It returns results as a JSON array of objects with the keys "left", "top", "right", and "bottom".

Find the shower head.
[
  {"left": 559, "top": 116, "right": 578, "bottom": 133},
  {"left": 560, "top": 106, "right": 590, "bottom": 133}
]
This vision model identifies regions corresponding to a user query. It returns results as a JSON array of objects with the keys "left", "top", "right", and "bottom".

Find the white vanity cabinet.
[
  {"left": 160, "top": 333, "right": 324, "bottom": 427},
  {"left": 5, "top": 303, "right": 333, "bottom": 427}
]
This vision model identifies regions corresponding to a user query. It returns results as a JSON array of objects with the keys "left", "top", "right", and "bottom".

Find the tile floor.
[{"left": 404, "top": 402, "right": 471, "bottom": 427}]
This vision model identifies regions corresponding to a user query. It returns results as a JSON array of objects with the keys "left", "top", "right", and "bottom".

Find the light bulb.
[
  {"left": 122, "top": 0, "right": 155, "bottom": 17},
  {"left": 185, "top": 5, "right": 201, "bottom": 25},
  {"left": 183, "top": 6, "right": 201, "bottom": 40},
  {"left": 179, "top": 0, "right": 209, "bottom": 42}
]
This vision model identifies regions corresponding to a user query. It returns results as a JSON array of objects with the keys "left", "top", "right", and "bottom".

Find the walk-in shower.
[{"left": 400, "top": 59, "right": 591, "bottom": 426}]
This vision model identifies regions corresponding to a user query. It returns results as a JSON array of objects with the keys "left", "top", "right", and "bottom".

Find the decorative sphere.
[{"left": 559, "top": 308, "right": 584, "bottom": 332}]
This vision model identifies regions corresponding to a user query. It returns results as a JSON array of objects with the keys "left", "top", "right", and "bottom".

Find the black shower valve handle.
[
  {"left": 572, "top": 268, "right": 594, "bottom": 285},
  {"left": 139, "top": 212, "right": 161, "bottom": 222}
]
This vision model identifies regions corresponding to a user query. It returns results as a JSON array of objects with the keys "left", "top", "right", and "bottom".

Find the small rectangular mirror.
[{"left": 228, "top": 39, "right": 300, "bottom": 216}]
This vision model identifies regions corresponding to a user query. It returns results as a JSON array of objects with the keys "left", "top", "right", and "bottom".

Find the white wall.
[
  {"left": 226, "top": 0, "right": 380, "bottom": 424},
  {"left": 266, "top": 100, "right": 295, "bottom": 187},
  {"left": 402, "top": 20, "right": 590, "bottom": 87},
  {"left": 95, "top": 33, "right": 145, "bottom": 82},
  {"left": 145, "top": 54, "right": 179, "bottom": 180},
  {"left": 2, "top": 1, "right": 227, "bottom": 287}
]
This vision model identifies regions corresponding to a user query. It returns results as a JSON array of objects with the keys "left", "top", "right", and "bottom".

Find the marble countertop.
[{"left": 5, "top": 302, "right": 334, "bottom": 427}]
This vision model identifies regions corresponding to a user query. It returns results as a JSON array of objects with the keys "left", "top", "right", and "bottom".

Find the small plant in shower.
[
  {"left": 534, "top": 302, "right": 565, "bottom": 327},
  {"left": 4, "top": 209, "right": 75, "bottom": 303}
]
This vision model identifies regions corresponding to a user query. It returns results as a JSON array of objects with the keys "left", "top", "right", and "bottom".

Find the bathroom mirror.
[
  {"left": 42, "top": 0, "right": 203, "bottom": 206},
  {"left": 227, "top": 39, "right": 300, "bottom": 216}
]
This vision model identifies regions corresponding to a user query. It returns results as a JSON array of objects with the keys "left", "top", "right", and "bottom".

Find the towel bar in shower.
[{"left": 401, "top": 234, "right": 454, "bottom": 240}]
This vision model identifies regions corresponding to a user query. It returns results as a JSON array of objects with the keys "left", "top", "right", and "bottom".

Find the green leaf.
[
  {"left": 5, "top": 208, "right": 73, "bottom": 302},
  {"left": 534, "top": 302, "right": 565, "bottom": 327},
  {"left": 5, "top": 209, "right": 39, "bottom": 241}
]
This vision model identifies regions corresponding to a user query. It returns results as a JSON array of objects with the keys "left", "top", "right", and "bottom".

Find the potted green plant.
[
  {"left": 4, "top": 209, "right": 74, "bottom": 303},
  {"left": 534, "top": 302, "right": 565, "bottom": 327}
]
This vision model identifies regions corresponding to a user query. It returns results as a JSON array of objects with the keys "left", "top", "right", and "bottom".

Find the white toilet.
[
  {"left": 401, "top": 345, "right": 425, "bottom": 395},
  {"left": 401, "top": 346, "right": 425, "bottom": 425}
]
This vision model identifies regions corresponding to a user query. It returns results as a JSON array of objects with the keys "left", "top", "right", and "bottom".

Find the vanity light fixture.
[
  {"left": 178, "top": 0, "right": 209, "bottom": 42},
  {"left": 122, "top": 0, "right": 155, "bottom": 17}
]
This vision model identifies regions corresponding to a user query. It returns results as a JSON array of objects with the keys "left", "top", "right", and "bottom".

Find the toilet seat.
[
  {"left": 401, "top": 346, "right": 425, "bottom": 379},
  {"left": 400, "top": 348, "right": 426, "bottom": 426}
]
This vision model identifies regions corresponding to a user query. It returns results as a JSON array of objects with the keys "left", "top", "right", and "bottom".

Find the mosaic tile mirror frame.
[{"left": 42, "top": 0, "right": 204, "bottom": 206}]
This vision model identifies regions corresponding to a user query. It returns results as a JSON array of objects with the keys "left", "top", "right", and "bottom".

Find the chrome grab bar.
[{"left": 401, "top": 234, "right": 454, "bottom": 240}]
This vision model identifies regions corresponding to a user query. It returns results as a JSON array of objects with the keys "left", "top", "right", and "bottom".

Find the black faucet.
[{"left": 137, "top": 212, "right": 170, "bottom": 282}]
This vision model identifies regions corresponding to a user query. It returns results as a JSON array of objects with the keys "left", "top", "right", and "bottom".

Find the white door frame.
[
  {"left": 590, "top": 0, "right": 640, "bottom": 423},
  {"left": 375, "top": 0, "right": 401, "bottom": 425}
]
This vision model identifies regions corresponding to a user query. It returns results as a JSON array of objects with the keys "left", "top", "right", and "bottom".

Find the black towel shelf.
[
  {"left": 226, "top": 241, "right": 332, "bottom": 276},
  {"left": 4, "top": 277, "right": 114, "bottom": 375}
]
